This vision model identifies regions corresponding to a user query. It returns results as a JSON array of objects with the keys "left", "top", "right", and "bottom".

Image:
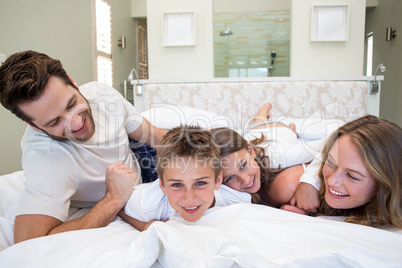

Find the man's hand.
[
  {"left": 289, "top": 182, "right": 320, "bottom": 214},
  {"left": 104, "top": 162, "right": 137, "bottom": 209}
]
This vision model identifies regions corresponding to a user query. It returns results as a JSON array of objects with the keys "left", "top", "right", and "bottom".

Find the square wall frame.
[
  {"left": 163, "top": 11, "right": 196, "bottom": 47},
  {"left": 311, "top": 5, "right": 349, "bottom": 42}
]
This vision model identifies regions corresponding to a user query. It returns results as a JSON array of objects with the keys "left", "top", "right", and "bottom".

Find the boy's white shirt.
[{"left": 125, "top": 179, "right": 251, "bottom": 223}]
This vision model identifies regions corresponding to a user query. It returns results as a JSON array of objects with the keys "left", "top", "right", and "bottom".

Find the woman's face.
[
  {"left": 322, "top": 134, "right": 377, "bottom": 209},
  {"left": 221, "top": 146, "right": 261, "bottom": 194}
]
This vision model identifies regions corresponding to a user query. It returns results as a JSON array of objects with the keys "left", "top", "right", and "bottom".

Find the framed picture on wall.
[
  {"left": 162, "top": 11, "right": 196, "bottom": 47},
  {"left": 311, "top": 5, "right": 349, "bottom": 42}
]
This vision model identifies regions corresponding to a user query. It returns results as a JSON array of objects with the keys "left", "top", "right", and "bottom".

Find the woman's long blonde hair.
[{"left": 317, "top": 115, "right": 402, "bottom": 228}]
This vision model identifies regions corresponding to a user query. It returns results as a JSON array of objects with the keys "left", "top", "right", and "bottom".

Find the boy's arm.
[
  {"left": 118, "top": 209, "right": 148, "bottom": 231},
  {"left": 119, "top": 210, "right": 167, "bottom": 231}
]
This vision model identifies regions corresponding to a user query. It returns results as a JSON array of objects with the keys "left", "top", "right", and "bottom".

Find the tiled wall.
[{"left": 214, "top": 10, "right": 290, "bottom": 78}]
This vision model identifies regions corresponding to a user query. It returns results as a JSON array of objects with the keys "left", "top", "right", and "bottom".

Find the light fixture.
[
  {"left": 118, "top": 36, "right": 126, "bottom": 49},
  {"left": 370, "top": 63, "right": 386, "bottom": 94},
  {"left": 386, "top": 27, "right": 397, "bottom": 41},
  {"left": 128, "top": 68, "right": 143, "bottom": 96},
  {"left": 220, "top": 25, "right": 233, "bottom": 36}
]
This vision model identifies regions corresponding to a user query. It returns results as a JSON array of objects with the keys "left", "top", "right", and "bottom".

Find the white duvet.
[{"left": 1, "top": 203, "right": 401, "bottom": 268}]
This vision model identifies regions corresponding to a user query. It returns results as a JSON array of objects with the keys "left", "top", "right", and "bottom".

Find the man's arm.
[
  {"left": 128, "top": 118, "right": 167, "bottom": 148},
  {"left": 14, "top": 162, "right": 136, "bottom": 244}
]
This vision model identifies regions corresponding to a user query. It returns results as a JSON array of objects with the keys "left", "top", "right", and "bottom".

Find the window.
[
  {"left": 95, "top": 0, "right": 113, "bottom": 86},
  {"left": 136, "top": 19, "right": 148, "bottom": 79},
  {"left": 366, "top": 32, "right": 373, "bottom": 76}
]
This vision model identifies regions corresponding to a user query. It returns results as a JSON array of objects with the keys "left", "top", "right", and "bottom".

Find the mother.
[{"left": 298, "top": 115, "right": 402, "bottom": 227}]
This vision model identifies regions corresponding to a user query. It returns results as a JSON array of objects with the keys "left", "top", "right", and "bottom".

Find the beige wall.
[
  {"left": 365, "top": 0, "right": 402, "bottom": 126},
  {"left": 147, "top": 0, "right": 214, "bottom": 80},
  {"left": 131, "top": 0, "right": 147, "bottom": 18},
  {"left": 112, "top": 0, "right": 138, "bottom": 93},
  {"left": 290, "top": 0, "right": 366, "bottom": 77},
  {"left": 213, "top": 0, "right": 290, "bottom": 12},
  {"left": 0, "top": 0, "right": 93, "bottom": 175}
]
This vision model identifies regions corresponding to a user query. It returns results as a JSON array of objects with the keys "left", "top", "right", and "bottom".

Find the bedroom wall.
[
  {"left": 0, "top": 0, "right": 93, "bottom": 175},
  {"left": 112, "top": 0, "right": 138, "bottom": 94},
  {"left": 146, "top": 0, "right": 214, "bottom": 80},
  {"left": 365, "top": 0, "right": 402, "bottom": 126},
  {"left": 290, "top": 0, "right": 366, "bottom": 77},
  {"left": 213, "top": 0, "right": 290, "bottom": 12}
]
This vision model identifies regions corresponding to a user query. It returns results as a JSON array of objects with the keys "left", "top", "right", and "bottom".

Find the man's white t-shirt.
[
  {"left": 125, "top": 179, "right": 252, "bottom": 222},
  {"left": 17, "top": 82, "right": 143, "bottom": 222}
]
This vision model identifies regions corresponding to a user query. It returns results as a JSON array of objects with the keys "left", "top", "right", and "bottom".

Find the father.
[{"left": 0, "top": 50, "right": 167, "bottom": 243}]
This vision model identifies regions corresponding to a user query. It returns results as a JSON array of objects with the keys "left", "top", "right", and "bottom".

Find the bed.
[{"left": 2, "top": 79, "right": 401, "bottom": 267}]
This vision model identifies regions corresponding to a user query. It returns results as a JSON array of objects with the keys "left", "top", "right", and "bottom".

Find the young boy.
[{"left": 123, "top": 125, "right": 251, "bottom": 231}]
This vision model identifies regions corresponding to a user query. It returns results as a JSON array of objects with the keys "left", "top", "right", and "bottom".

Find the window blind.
[{"left": 95, "top": 0, "right": 113, "bottom": 86}]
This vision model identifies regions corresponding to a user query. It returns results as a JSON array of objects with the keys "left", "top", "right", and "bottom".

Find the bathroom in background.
[{"left": 214, "top": 10, "right": 290, "bottom": 78}]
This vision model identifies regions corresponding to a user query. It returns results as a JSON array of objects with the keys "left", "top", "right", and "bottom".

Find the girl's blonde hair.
[{"left": 317, "top": 115, "right": 402, "bottom": 228}]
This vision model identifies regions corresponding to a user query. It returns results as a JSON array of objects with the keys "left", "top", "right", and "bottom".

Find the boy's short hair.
[{"left": 156, "top": 125, "right": 221, "bottom": 185}]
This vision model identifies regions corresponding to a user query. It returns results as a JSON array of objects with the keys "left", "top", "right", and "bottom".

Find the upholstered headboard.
[{"left": 141, "top": 80, "right": 371, "bottom": 128}]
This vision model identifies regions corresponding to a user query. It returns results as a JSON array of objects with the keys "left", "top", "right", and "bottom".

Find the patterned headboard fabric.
[{"left": 144, "top": 81, "right": 368, "bottom": 128}]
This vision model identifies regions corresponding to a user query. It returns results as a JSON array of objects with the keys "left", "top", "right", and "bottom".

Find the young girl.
[{"left": 212, "top": 103, "right": 336, "bottom": 207}]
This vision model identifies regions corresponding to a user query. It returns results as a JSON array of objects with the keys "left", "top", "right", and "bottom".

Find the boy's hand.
[
  {"left": 289, "top": 182, "right": 319, "bottom": 213},
  {"left": 105, "top": 162, "right": 137, "bottom": 209},
  {"left": 144, "top": 219, "right": 168, "bottom": 231}
]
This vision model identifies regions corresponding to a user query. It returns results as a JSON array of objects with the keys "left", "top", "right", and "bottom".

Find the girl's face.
[
  {"left": 322, "top": 134, "right": 378, "bottom": 209},
  {"left": 221, "top": 146, "right": 261, "bottom": 194}
]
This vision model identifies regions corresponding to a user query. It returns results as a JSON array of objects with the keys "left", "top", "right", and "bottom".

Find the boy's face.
[{"left": 160, "top": 157, "right": 222, "bottom": 222}]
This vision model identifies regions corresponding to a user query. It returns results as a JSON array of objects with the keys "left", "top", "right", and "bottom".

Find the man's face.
[
  {"left": 19, "top": 76, "right": 95, "bottom": 142},
  {"left": 160, "top": 157, "right": 222, "bottom": 222}
]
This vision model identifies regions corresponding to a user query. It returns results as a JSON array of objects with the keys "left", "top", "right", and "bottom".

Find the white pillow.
[
  {"left": 0, "top": 171, "right": 25, "bottom": 222},
  {"left": 140, "top": 105, "right": 230, "bottom": 130},
  {"left": 0, "top": 171, "right": 25, "bottom": 250}
]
